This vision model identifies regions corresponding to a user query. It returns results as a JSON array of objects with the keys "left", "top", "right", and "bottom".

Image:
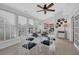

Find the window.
[
  {"left": 0, "top": 17, "right": 4, "bottom": 41},
  {"left": 18, "top": 16, "right": 27, "bottom": 36},
  {"left": 0, "top": 10, "right": 16, "bottom": 41}
]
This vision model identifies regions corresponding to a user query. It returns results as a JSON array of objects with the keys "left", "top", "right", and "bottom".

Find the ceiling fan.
[{"left": 37, "top": 3, "right": 55, "bottom": 14}]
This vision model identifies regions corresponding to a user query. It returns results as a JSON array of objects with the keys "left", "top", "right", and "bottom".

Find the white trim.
[
  {"left": 0, "top": 39, "right": 21, "bottom": 49},
  {"left": 10, "top": 23, "right": 11, "bottom": 40},
  {"left": 74, "top": 43, "right": 79, "bottom": 50}
]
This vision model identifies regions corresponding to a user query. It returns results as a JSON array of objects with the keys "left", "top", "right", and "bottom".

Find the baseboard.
[{"left": 0, "top": 39, "right": 21, "bottom": 49}]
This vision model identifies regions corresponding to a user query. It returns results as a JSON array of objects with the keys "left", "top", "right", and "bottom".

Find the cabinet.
[{"left": 57, "top": 31, "right": 66, "bottom": 39}]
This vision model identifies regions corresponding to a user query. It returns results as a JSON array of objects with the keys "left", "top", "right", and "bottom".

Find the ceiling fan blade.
[
  {"left": 47, "top": 3, "right": 54, "bottom": 8},
  {"left": 37, "top": 5, "right": 43, "bottom": 9},
  {"left": 44, "top": 10, "right": 47, "bottom": 14},
  {"left": 37, "top": 10, "right": 44, "bottom": 12},
  {"left": 47, "top": 9, "right": 55, "bottom": 12}
]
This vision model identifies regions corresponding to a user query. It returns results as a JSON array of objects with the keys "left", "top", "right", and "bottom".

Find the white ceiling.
[{"left": 4, "top": 3, "right": 78, "bottom": 20}]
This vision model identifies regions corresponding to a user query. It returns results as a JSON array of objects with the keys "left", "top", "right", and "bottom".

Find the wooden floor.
[{"left": 0, "top": 39, "right": 79, "bottom": 55}]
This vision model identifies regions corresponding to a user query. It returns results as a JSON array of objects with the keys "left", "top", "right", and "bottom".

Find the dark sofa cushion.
[
  {"left": 32, "top": 33, "right": 38, "bottom": 37},
  {"left": 22, "top": 42, "right": 36, "bottom": 50},
  {"left": 41, "top": 40, "right": 51, "bottom": 46},
  {"left": 41, "top": 32, "right": 48, "bottom": 37}
]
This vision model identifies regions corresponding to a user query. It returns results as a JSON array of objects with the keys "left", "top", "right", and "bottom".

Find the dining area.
[{"left": 17, "top": 31, "right": 56, "bottom": 55}]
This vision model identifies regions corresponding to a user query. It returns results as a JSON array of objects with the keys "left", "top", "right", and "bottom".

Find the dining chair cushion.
[{"left": 22, "top": 42, "right": 36, "bottom": 50}]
